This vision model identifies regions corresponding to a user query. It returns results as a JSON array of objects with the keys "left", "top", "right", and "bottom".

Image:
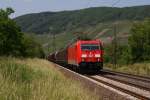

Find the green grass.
[
  {"left": 0, "top": 57, "right": 99, "bottom": 100},
  {"left": 105, "top": 63, "right": 150, "bottom": 76}
]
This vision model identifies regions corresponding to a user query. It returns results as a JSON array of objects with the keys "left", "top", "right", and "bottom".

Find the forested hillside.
[
  {"left": 14, "top": 5, "right": 150, "bottom": 34},
  {"left": 14, "top": 5, "right": 150, "bottom": 63}
]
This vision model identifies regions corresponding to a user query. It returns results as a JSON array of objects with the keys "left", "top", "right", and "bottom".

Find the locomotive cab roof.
[{"left": 77, "top": 40, "right": 102, "bottom": 44}]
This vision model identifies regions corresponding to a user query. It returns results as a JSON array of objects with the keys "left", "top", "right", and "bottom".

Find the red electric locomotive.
[
  {"left": 68, "top": 40, "right": 103, "bottom": 71},
  {"left": 48, "top": 39, "right": 104, "bottom": 72}
]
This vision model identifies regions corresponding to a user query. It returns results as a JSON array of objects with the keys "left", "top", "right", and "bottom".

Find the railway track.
[
  {"left": 103, "top": 69, "right": 150, "bottom": 82},
  {"left": 54, "top": 63, "right": 150, "bottom": 100},
  {"left": 85, "top": 69, "right": 150, "bottom": 100},
  {"left": 100, "top": 69, "right": 150, "bottom": 91},
  {"left": 86, "top": 69, "right": 150, "bottom": 99},
  {"left": 88, "top": 75, "right": 150, "bottom": 100}
]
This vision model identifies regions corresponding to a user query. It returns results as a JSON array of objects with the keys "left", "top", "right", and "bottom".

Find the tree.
[
  {"left": 0, "top": 8, "right": 45, "bottom": 57},
  {"left": 0, "top": 8, "right": 23, "bottom": 56},
  {"left": 0, "top": 8, "right": 14, "bottom": 20},
  {"left": 129, "top": 19, "right": 150, "bottom": 62}
]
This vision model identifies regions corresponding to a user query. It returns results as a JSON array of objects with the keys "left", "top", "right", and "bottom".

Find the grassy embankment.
[
  {"left": 0, "top": 57, "right": 99, "bottom": 100},
  {"left": 105, "top": 63, "right": 150, "bottom": 76}
]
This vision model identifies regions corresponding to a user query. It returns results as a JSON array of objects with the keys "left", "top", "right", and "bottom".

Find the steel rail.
[
  {"left": 88, "top": 76, "right": 150, "bottom": 100},
  {"left": 99, "top": 74, "right": 150, "bottom": 91},
  {"left": 102, "top": 69, "right": 150, "bottom": 83}
]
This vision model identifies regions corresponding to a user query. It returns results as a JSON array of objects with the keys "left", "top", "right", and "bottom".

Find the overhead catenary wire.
[
  {"left": 108, "top": 0, "right": 143, "bottom": 67},
  {"left": 93, "top": 0, "right": 122, "bottom": 67},
  {"left": 52, "top": 0, "right": 123, "bottom": 52},
  {"left": 66, "top": 0, "right": 122, "bottom": 48},
  {"left": 112, "top": 0, "right": 121, "bottom": 7}
]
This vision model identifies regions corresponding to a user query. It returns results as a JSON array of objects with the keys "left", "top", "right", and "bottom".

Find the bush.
[
  {"left": 21, "top": 34, "right": 45, "bottom": 58},
  {"left": 117, "top": 45, "right": 132, "bottom": 64},
  {"left": 104, "top": 44, "right": 132, "bottom": 65}
]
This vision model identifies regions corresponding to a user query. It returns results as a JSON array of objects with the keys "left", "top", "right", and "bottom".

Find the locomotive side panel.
[{"left": 68, "top": 43, "right": 78, "bottom": 66}]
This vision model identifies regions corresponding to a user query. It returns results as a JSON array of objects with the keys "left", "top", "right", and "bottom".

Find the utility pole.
[
  {"left": 53, "top": 32, "right": 56, "bottom": 52},
  {"left": 49, "top": 27, "right": 56, "bottom": 52},
  {"left": 111, "top": 0, "right": 120, "bottom": 68},
  {"left": 113, "top": 23, "right": 117, "bottom": 68}
]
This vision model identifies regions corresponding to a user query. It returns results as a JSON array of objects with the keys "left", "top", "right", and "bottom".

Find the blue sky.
[{"left": 0, "top": 0, "right": 150, "bottom": 18}]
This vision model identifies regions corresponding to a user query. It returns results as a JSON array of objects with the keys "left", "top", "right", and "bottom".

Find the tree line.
[{"left": 0, "top": 8, "right": 45, "bottom": 58}]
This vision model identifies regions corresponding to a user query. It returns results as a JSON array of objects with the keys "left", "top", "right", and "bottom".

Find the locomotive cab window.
[{"left": 81, "top": 44, "right": 100, "bottom": 50}]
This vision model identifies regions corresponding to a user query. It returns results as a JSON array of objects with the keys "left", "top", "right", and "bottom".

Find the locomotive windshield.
[{"left": 81, "top": 44, "right": 100, "bottom": 50}]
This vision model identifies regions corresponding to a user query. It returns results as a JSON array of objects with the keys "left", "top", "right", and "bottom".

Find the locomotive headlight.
[
  {"left": 82, "top": 58, "right": 85, "bottom": 62},
  {"left": 81, "top": 54, "right": 87, "bottom": 58},
  {"left": 95, "top": 54, "right": 101, "bottom": 58}
]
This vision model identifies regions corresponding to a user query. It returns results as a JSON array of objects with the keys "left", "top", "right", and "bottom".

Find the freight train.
[{"left": 48, "top": 40, "right": 104, "bottom": 72}]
